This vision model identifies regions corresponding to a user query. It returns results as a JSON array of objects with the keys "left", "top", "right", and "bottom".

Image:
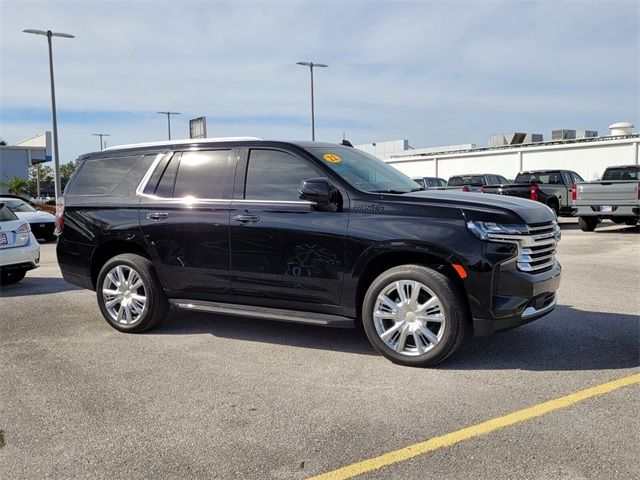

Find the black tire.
[
  {"left": 96, "top": 253, "right": 169, "bottom": 333},
  {"left": 362, "top": 264, "right": 468, "bottom": 367},
  {"left": 0, "top": 269, "right": 27, "bottom": 285},
  {"left": 578, "top": 216, "right": 598, "bottom": 232},
  {"left": 547, "top": 200, "right": 559, "bottom": 218}
]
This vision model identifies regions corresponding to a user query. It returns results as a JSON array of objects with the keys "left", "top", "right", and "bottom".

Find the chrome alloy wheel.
[
  {"left": 373, "top": 280, "right": 446, "bottom": 356},
  {"left": 102, "top": 265, "right": 147, "bottom": 325}
]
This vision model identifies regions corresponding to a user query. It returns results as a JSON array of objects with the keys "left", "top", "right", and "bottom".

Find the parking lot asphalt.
[{"left": 1, "top": 219, "right": 639, "bottom": 480}]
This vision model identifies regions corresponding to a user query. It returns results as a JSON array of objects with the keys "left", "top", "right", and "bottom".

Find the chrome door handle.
[
  {"left": 147, "top": 212, "right": 169, "bottom": 220},
  {"left": 233, "top": 214, "right": 260, "bottom": 223}
]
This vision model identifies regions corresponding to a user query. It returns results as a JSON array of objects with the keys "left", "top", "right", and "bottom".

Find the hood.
[
  {"left": 396, "top": 190, "right": 556, "bottom": 224},
  {"left": 14, "top": 211, "right": 56, "bottom": 223}
]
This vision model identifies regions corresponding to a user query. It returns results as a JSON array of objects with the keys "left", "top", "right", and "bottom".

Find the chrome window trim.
[{"left": 135, "top": 152, "right": 169, "bottom": 196}]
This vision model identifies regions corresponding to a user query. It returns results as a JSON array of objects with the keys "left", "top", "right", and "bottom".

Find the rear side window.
[
  {"left": 602, "top": 167, "right": 639, "bottom": 181},
  {"left": 172, "top": 150, "right": 233, "bottom": 199},
  {"left": 244, "top": 149, "right": 319, "bottom": 201},
  {"left": 69, "top": 155, "right": 147, "bottom": 196}
]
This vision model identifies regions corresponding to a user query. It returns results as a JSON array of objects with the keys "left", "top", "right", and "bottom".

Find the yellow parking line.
[{"left": 307, "top": 372, "right": 640, "bottom": 480}]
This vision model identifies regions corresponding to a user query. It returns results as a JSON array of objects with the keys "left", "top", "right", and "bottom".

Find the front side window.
[
  {"left": 173, "top": 150, "right": 233, "bottom": 199},
  {"left": 245, "top": 149, "right": 319, "bottom": 201}
]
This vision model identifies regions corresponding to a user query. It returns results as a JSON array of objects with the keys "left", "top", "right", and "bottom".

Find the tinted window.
[
  {"left": 498, "top": 176, "right": 509, "bottom": 184},
  {"left": 245, "top": 149, "right": 318, "bottom": 201},
  {"left": 602, "top": 166, "right": 639, "bottom": 181},
  {"left": 69, "top": 155, "right": 142, "bottom": 195},
  {"left": 571, "top": 172, "right": 584, "bottom": 182},
  {"left": 173, "top": 150, "right": 233, "bottom": 199},
  {"left": 437, "top": 178, "right": 447, "bottom": 187}
]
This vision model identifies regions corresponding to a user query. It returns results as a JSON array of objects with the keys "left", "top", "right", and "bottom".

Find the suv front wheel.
[
  {"left": 96, "top": 253, "right": 169, "bottom": 332},
  {"left": 362, "top": 265, "right": 468, "bottom": 367}
]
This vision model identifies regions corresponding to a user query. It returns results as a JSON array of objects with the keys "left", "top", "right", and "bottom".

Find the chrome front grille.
[{"left": 517, "top": 221, "right": 558, "bottom": 272}]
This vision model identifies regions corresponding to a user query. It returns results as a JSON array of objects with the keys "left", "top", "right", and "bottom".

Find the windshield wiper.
[{"left": 369, "top": 189, "right": 412, "bottom": 194}]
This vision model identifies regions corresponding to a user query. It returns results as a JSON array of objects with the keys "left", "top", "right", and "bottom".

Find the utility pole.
[
  {"left": 92, "top": 133, "right": 111, "bottom": 150},
  {"left": 296, "top": 61, "right": 328, "bottom": 141},
  {"left": 23, "top": 28, "right": 74, "bottom": 200},
  {"left": 157, "top": 111, "right": 181, "bottom": 140}
]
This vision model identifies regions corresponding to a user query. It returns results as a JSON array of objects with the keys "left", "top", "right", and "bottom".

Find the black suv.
[{"left": 57, "top": 138, "right": 561, "bottom": 367}]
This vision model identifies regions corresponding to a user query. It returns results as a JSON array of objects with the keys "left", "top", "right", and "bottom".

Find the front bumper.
[{"left": 470, "top": 256, "right": 562, "bottom": 336}]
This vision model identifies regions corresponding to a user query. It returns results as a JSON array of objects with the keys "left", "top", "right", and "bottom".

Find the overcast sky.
[{"left": 1, "top": 0, "right": 638, "bottom": 163}]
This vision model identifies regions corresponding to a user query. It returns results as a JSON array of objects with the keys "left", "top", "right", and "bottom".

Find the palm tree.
[{"left": 1, "top": 176, "right": 29, "bottom": 195}]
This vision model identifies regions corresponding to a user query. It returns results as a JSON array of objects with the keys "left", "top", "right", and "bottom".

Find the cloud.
[{"left": 1, "top": 0, "right": 638, "bottom": 161}]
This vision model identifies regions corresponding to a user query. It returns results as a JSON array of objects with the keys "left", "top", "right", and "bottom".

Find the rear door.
[
  {"left": 229, "top": 147, "right": 348, "bottom": 311},
  {"left": 138, "top": 148, "right": 236, "bottom": 301}
]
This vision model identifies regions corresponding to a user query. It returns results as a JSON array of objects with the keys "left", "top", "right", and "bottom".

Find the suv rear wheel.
[
  {"left": 96, "top": 253, "right": 168, "bottom": 332},
  {"left": 362, "top": 265, "right": 467, "bottom": 367}
]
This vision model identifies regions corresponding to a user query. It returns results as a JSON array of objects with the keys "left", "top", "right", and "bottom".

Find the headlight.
[{"left": 466, "top": 221, "right": 529, "bottom": 240}]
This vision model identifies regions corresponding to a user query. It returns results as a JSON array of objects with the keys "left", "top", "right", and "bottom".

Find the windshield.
[
  {"left": 306, "top": 147, "right": 422, "bottom": 194},
  {"left": 2, "top": 199, "right": 37, "bottom": 212}
]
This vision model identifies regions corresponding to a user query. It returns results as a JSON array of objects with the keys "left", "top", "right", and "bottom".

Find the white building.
[
  {"left": 0, "top": 132, "right": 52, "bottom": 194},
  {"left": 356, "top": 122, "right": 639, "bottom": 182}
]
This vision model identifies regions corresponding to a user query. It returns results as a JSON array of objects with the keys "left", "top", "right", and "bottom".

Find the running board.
[{"left": 169, "top": 299, "right": 354, "bottom": 328}]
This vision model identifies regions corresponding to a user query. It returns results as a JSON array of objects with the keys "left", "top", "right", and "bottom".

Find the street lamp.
[
  {"left": 157, "top": 111, "right": 181, "bottom": 140},
  {"left": 296, "top": 61, "right": 327, "bottom": 141},
  {"left": 23, "top": 29, "right": 74, "bottom": 200},
  {"left": 92, "top": 133, "right": 111, "bottom": 150}
]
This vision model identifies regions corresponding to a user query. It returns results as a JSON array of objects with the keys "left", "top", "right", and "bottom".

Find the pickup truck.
[
  {"left": 439, "top": 173, "right": 510, "bottom": 192},
  {"left": 483, "top": 170, "right": 584, "bottom": 217},
  {"left": 412, "top": 176, "right": 447, "bottom": 188},
  {"left": 573, "top": 165, "right": 640, "bottom": 231}
]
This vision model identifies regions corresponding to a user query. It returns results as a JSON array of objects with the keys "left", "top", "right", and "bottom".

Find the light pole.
[
  {"left": 157, "top": 111, "right": 181, "bottom": 140},
  {"left": 92, "top": 133, "right": 111, "bottom": 150},
  {"left": 23, "top": 29, "right": 74, "bottom": 200},
  {"left": 296, "top": 61, "right": 327, "bottom": 141}
]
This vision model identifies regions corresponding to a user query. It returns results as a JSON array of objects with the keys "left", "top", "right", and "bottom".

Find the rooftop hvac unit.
[
  {"left": 576, "top": 130, "right": 598, "bottom": 139},
  {"left": 552, "top": 129, "right": 576, "bottom": 140},
  {"left": 489, "top": 132, "right": 543, "bottom": 147}
]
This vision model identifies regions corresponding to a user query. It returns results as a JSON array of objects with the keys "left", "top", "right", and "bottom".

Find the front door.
[{"left": 229, "top": 148, "right": 348, "bottom": 311}]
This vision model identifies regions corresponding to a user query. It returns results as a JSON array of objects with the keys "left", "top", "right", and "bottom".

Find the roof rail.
[{"left": 103, "top": 137, "right": 262, "bottom": 151}]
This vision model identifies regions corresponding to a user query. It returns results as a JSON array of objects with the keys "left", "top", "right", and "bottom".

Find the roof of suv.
[{"left": 100, "top": 138, "right": 347, "bottom": 155}]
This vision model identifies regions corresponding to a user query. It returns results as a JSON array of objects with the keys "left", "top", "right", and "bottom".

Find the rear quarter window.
[{"left": 68, "top": 154, "right": 155, "bottom": 196}]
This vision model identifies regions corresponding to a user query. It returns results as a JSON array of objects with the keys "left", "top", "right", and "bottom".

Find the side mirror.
[{"left": 299, "top": 177, "right": 332, "bottom": 204}]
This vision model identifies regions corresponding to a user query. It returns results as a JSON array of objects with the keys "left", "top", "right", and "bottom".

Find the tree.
[
  {"left": 60, "top": 160, "right": 79, "bottom": 190},
  {"left": 1, "top": 176, "right": 29, "bottom": 195},
  {"left": 0, "top": 140, "right": 7, "bottom": 146},
  {"left": 27, "top": 164, "right": 54, "bottom": 197}
]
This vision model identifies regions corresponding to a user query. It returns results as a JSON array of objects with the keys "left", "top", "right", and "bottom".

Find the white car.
[
  {"left": 0, "top": 202, "right": 40, "bottom": 284},
  {"left": 0, "top": 196, "right": 56, "bottom": 241}
]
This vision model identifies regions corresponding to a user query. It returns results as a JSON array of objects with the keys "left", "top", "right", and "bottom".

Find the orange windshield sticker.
[{"left": 323, "top": 153, "right": 342, "bottom": 163}]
